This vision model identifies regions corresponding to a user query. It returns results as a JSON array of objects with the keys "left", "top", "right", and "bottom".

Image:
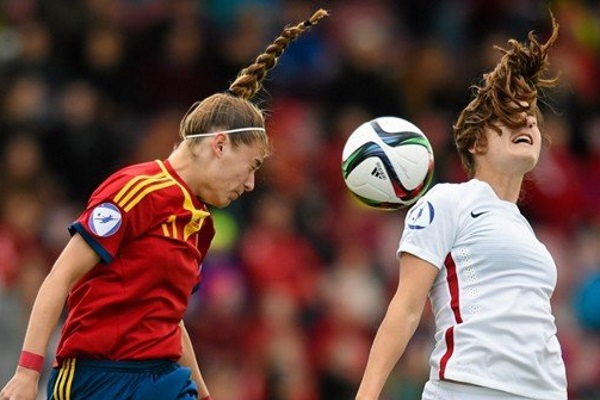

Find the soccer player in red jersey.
[{"left": 0, "top": 9, "right": 329, "bottom": 400}]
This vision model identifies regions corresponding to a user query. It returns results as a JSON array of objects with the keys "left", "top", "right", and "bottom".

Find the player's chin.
[
  {"left": 214, "top": 199, "right": 233, "bottom": 208},
  {"left": 516, "top": 157, "right": 538, "bottom": 174},
  {"left": 511, "top": 150, "right": 538, "bottom": 171},
  {"left": 218, "top": 194, "right": 240, "bottom": 208}
]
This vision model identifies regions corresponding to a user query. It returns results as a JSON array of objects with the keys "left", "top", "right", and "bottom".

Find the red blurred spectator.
[
  {"left": 239, "top": 192, "right": 323, "bottom": 308},
  {"left": 521, "top": 115, "right": 585, "bottom": 230}
]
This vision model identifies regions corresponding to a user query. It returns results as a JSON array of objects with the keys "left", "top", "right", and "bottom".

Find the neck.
[
  {"left": 167, "top": 145, "right": 197, "bottom": 194},
  {"left": 473, "top": 170, "right": 523, "bottom": 203}
]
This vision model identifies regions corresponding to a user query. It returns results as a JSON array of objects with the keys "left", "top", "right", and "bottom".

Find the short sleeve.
[
  {"left": 68, "top": 173, "right": 155, "bottom": 264},
  {"left": 69, "top": 201, "right": 129, "bottom": 264},
  {"left": 397, "top": 184, "right": 461, "bottom": 269}
]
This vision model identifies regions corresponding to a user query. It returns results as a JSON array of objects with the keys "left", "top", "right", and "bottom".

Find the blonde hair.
[
  {"left": 453, "top": 13, "right": 560, "bottom": 177},
  {"left": 179, "top": 9, "right": 329, "bottom": 158}
]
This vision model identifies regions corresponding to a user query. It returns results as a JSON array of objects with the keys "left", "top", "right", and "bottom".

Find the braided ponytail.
[
  {"left": 179, "top": 9, "right": 329, "bottom": 155},
  {"left": 228, "top": 8, "right": 329, "bottom": 100}
]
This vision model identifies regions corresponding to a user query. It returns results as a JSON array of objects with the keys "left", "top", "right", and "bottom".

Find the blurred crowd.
[{"left": 0, "top": 0, "right": 599, "bottom": 399}]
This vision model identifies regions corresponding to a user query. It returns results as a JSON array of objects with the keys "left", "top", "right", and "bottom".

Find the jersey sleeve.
[
  {"left": 68, "top": 174, "right": 156, "bottom": 264},
  {"left": 397, "top": 184, "right": 461, "bottom": 269}
]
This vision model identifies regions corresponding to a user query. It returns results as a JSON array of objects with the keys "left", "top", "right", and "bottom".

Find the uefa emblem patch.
[
  {"left": 407, "top": 200, "right": 434, "bottom": 230},
  {"left": 88, "top": 203, "right": 122, "bottom": 237}
]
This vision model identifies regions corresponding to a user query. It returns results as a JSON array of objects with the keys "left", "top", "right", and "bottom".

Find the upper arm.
[
  {"left": 47, "top": 233, "right": 101, "bottom": 290},
  {"left": 390, "top": 252, "right": 439, "bottom": 319}
]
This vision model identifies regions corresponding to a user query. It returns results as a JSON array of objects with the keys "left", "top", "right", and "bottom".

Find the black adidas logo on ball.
[{"left": 371, "top": 163, "right": 386, "bottom": 180}]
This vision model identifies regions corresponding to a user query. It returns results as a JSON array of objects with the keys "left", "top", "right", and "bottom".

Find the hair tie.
[{"left": 224, "top": 88, "right": 238, "bottom": 97}]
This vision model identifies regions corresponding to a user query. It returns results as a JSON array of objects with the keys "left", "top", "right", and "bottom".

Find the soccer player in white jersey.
[{"left": 355, "top": 14, "right": 567, "bottom": 400}]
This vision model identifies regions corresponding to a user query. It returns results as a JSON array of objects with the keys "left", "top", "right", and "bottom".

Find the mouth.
[{"left": 512, "top": 133, "right": 533, "bottom": 145}]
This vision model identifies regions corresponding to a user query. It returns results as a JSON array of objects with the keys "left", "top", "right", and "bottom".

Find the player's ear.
[
  {"left": 469, "top": 138, "right": 485, "bottom": 155},
  {"left": 212, "top": 133, "right": 227, "bottom": 157}
]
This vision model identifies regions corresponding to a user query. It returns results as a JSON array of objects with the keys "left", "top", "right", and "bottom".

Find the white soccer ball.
[{"left": 341, "top": 116, "right": 434, "bottom": 210}]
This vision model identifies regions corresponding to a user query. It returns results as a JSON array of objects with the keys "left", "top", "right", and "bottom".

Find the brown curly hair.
[
  {"left": 179, "top": 9, "right": 329, "bottom": 159},
  {"left": 453, "top": 13, "right": 560, "bottom": 177}
]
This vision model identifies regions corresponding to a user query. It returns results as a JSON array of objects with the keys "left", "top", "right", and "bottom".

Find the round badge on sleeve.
[
  {"left": 407, "top": 200, "right": 434, "bottom": 230},
  {"left": 88, "top": 203, "right": 122, "bottom": 237}
]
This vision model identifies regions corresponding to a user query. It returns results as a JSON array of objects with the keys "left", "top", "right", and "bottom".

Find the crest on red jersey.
[{"left": 88, "top": 203, "right": 122, "bottom": 237}]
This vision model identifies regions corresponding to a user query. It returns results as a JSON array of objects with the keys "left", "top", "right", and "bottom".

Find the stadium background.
[{"left": 0, "top": 0, "right": 598, "bottom": 399}]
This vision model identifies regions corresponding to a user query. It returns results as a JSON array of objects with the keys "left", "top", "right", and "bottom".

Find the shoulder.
[
  {"left": 420, "top": 181, "right": 471, "bottom": 204},
  {"left": 406, "top": 180, "right": 483, "bottom": 224},
  {"left": 88, "top": 161, "right": 172, "bottom": 210}
]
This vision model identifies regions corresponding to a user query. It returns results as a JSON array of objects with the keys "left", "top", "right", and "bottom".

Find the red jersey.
[{"left": 56, "top": 159, "right": 214, "bottom": 361}]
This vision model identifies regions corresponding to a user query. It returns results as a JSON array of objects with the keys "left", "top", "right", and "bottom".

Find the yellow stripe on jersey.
[
  {"left": 160, "top": 215, "right": 178, "bottom": 239},
  {"left": 114, "top": 172, "right": 164, "bottom": 204},
  {"left": 115, "top": 173, "right": 176, "bottom": 212},
  {"left": 156, "top": 160, "right": 210, "bottom": 240},
  {"left": 122, "top": 180, "right": 177, "bottom": 212}
]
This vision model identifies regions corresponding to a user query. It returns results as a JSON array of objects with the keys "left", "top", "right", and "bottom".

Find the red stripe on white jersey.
[
  {"left": 439, "top": 326, "right": 454, "bottom": 379},
  {"left": 439, "top": 253, "right": 463, "bottom": 379},
  {"left": 445, "top": 253, "right": 463, "bottom": 323}
]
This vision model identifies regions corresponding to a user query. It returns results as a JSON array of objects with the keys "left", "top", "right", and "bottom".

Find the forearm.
[
  {"left": 355, "top": 297, "right": 422, "bottom": 400},
  {"left": 21, "top": 234, "right": 98, "bottom": 360},
  {"left": 1, "top": 234, "right": 99, "bottom": 400},
  {"left": 179, "top": 321, "right": 210, "bottom": 398},
  {"left": 21, "top": 271, "right": 70, "bottom": 362},
  {"left": 2, "top": 270, "right": 72, "bottom": 400}
]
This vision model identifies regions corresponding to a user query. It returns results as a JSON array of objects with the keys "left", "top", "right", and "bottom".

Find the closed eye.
[{"left": 251, "top": 158, "right": 263, "bottom": 172}]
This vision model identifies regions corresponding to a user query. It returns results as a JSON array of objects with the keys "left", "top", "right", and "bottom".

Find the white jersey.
[{"left": 398, "top": 179, "right": 567, "bottom": 399}]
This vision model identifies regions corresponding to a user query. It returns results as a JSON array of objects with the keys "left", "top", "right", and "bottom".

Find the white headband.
[{"left": 185, "top": 127, "right": 266, "bottom": 140}]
